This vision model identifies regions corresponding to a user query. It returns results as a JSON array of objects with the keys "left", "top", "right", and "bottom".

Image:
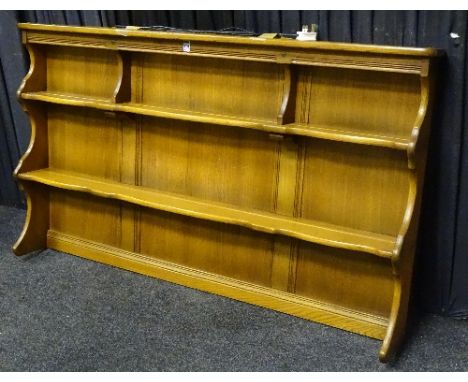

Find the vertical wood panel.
[
  {"left": 295, "top": 243, "right": 394, "bottom": 318},
  {"left": 300, "top": 140, "right": 409, "bottom": 236},
  {"left": 139, "top": 209, "right": 276, "bottom": 287},
  {"left": 48, "top": 106, "right": 122, "bottom": 180},
  {"left": 271, "top": 136, "right": 299, "bottom": 292},
  {"left": 119, "top": 116, "right": 137, "bottom": 252},
  {"left": 295, "top": 67, "right": 421, "bottom": 139},
  {"left": 136, "top": 53, "right": 282, "bottom": 122},
  {"left": 50, "top": 190, "right": 122, "bottom": 248},
  {"left": 46, "top": 46, "right": 119, "bottom": 99},
  {"left": 140, "top": 118, "right": 281, "bottom": 214}
]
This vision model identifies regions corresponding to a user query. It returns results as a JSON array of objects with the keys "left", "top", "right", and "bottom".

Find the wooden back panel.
[
  {"left": 46, "top": 46, "right": 120, "bottom": 99},
  {"left": 133, "top": 53, "right": 282, "bottom": 122},
  {"left": 48, "top": 106, "right": 123, "bottom": 180},
  {"left": 295, "top": 68, "right": 421, "bottom": 138},
  {"left": 300, "top": 140, "right": 409, "bottom": 235},
  {"left": 139, "top": 118, "right": 281, "bottom": 213}
]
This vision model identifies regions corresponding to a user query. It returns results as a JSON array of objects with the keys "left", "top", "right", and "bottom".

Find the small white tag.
[{"left": 182, "top": 42, "right": 191, "bottom": 53}]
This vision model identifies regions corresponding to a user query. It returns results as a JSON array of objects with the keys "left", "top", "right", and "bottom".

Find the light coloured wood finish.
[
  {"left": 46, "top": 45, "right": 120, "bottom": 99},
  {"left": 294, "top": 67, "right": 421, "bottom": 140},
  {"left": 46, "top": 228, "right": 388, "bottom": 339},
  {"left": 18, "top": 169, "right": 397, "bottom": 257},
  {"left": 14, "top": 23, "right": 440, "bottom": 363},
  {"left": 299, "top": 140, "right": 409, "bottom": 236},
  {"left": 18, "top": 22, "right": 441, "bottom": 57},
  {"left": 12, "top": 181, "right": 49, "bottom": 255},
  {"left": 133, "top": 53, "right": 283, "bottom": 122},
  {"left": 20, "top": 91, "right": 412, "bottom": 149}
]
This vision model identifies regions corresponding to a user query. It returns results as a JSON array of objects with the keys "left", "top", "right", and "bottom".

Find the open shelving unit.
[{"left": 14, "top": 23, "right": 440, "bottom": 362}]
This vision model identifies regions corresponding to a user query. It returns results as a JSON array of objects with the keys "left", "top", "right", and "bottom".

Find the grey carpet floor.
[{"left": 0, "top": 205, "right": 467, "bottom": 372}]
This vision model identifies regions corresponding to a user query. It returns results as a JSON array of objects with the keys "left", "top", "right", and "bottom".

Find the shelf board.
[
  {"left": 21, "top": 91, "right": 410, "bottom": 150},
  {"left": 21, "top": 91, "right": 272, "bottom": 129},
  {"left": 22, "top": 91, "right": 115, "bottom": 105},
  {"left": 273, "top": 123, "right": 410, "bottom": 150},
  {"left": 18, "top": 168, "right": 397, "bottom": 258},
  {"left": 18, "top": 23, "right": 442, "bottom": 58}
]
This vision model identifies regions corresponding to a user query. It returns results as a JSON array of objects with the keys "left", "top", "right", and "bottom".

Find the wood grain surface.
[{"left": 13, "top": 23, "right": 440, "bottom": 363}]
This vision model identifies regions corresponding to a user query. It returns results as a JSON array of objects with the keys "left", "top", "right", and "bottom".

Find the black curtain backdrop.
[{"left": 0, "top": 10, "right": 467, "bottom": 317}]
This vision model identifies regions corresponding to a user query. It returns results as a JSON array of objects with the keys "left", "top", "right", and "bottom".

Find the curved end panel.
[
  {"left": 407, "top": 75, "right": 430, "bottom": 170},
  {"left": 16, "top": 44, "right": 34, "bottom": 100},
  {"left": 13, "top": 182, "right": 49, "bottom": 256},
  {"left": 379, "top": 342, "right": 393, "bottom": 363},
  {"left": 380, "top": 171, "right": 421, "bottom": 363},
  {"left": 13, "top": 102, "right": 48, "bottom": 177},
  {"left": 383, "top": 67, "right": 435, "bottom": 361},
  {"left": 393, "top": 173, "right": 418, "bottom": 259},
  {"left": 379, "top": 347, "right": 392, "bottom": 363},
  {"left": 17, "top": 44, "right": 46, "bottom": 100},
  {"left": 15, "top": 43, "right": 48, "bottom": 178},
  {"left": 383, "top": 68, "right": 435, "bottom": 361},
  {"left": 13, "top": 43, "right": 49, "bottom": 256},
  {"left": 378, "top": 279, "right": 404, "bottom": 363}
]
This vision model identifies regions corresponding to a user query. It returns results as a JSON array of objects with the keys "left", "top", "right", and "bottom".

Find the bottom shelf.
[
  {"left": 48, "top": 229, "right": 389, "bottom": 340},
  {"left": 17, "top": 168, "right": 397, "bottom": 258}
]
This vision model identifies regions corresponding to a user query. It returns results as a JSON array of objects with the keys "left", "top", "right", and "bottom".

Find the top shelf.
[
  {"left": 21, "top": 91, "right": 411, "bottom": 150},
  {"left": 18, "top": 23, "right": 442, "bottom": 58}
]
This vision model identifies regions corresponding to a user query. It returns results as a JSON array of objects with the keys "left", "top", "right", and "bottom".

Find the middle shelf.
[
  {"left": 18, "top": 168, "right": 398, "bottom": 258},
  {"left": 21, "top": 91, "right": 411, "bottom": 150}
]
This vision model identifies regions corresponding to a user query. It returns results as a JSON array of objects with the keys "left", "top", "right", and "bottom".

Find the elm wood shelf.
[
  {"left": 21, "top": 91, "right": 411, "bottom": 150},
  {"left": 14, "top": 23, "right": 440, "bottom": 363},
  {"left": 18, "top": 169, "right": 397, "bottom": 258}
]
